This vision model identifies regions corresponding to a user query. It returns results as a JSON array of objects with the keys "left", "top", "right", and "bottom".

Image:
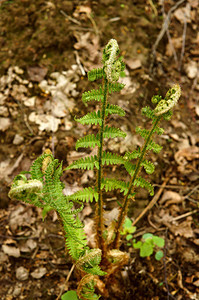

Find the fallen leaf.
[
  {"left": 2, "top": 245, "right": 20, "bottom": 257},
  {"left": 29, "top": 112, "right": 61, "bottom": 132},
  {"left": 159, "top": 191, "right": 183, "bottom": 206},
  {"left": 16, "top": 266, "right": 29, "bottom": 281},
  {"left": 31, "top": 267, "right": 47, "bottom": 279}
]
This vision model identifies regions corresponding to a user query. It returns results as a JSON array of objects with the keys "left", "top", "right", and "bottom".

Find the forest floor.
[{"left": 0, "top": 0, "right": 199, "bottom": 299}]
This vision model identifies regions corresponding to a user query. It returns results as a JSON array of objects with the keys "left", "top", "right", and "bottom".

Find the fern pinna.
[{"left": 9, "top": 38, "right": 181, "bottom": 300}]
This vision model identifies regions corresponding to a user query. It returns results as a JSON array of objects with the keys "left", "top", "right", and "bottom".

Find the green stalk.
[
  {"left": 96, "top": 77, "right": 109, "bottom": 256},
  {"left": 112, "top": 116, "right": 161, "bottom": 249}
]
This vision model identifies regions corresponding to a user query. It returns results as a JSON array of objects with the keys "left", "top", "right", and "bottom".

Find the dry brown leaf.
[
  {"left": 174, "top": 146, "right": 199, "bottom": 165},
  {"left": 171, "top": 217, "right": 194, "bottom": 238},
  {"left": 159, "top": 191, "right": 183, "bottom": 206}
]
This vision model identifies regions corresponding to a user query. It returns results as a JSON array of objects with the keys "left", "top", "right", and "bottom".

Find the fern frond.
[
  {"left": 135, "top": 127, "right": 150, "bottom": 139},
  {"left": 88, "top": 68, "right": 104, "bottom": 81},
  {"left": 76, "top": 134, "right": 100, "bottom": 150},
  {"left": 66, "top": 187, "right": 98, "bottom": 203},
  {"left": 147, "top": 140, "right": 162, "bottom": 153},
  {"left": 108, "top": 82, "right": 125, "bottom": 93},
  {"left": 82, "top": 87, "right": 104, "bottom": 104},
  {"left": 77, "top": 275, "right": 100, "bottom": 300},
  {"left": 103, "top": 126, "right": 126, "bottom": 138},
  {"left": 66, "top": 155, "right": 98, "bottom": 170},
  {"left": 76, "top": 249, "right": 105, "bottom": 276},
  {"left": 134, "top": 176, "right": 154, "bottom": 196},
  {"left": 30, "top": 153, "right": 51, "bottom": 182},
  {"left": 105, "top": 104, "right": 125, "bottom": 117},
  {"left": 102, "top": 152, "right": 124, "bottom": 166},
  {"left": 141, "top": 159, "right": 155, "bottom": 174},
  {"left": 75, "top": 111, "right": 102, "bottom": 126}
]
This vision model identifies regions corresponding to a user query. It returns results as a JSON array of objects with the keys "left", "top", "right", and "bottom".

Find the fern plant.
[{"left": 9, "top": 39, "right": 181, "bottom": 299}]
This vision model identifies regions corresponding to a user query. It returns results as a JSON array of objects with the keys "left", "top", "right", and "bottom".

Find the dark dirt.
[{"left": 0, "top": 0, "right": 199, "bottom": 299}]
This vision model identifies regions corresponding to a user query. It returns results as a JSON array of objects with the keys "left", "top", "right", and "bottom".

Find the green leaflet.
[
  {"left": 75, "top": 111, "right": 102, "bottom": 126},
  {"left": 124, "top": 161, "right": 136, "bottom": 176},
  {"left": 147, "top": 140, "right": 162, "bottom": 153},
  {"left": 65, "top": 155, "right": 98, "bottom": 170},
  {"left": 103, "top": 126, "right": 126, "bottom": 138},
  {"left": 66, "top": 187, "right": 99, "bottom": 203},
  {"left": 108, "top": 82, "right": 125, "bottom": 93},
  {"left": 88, "top": 68, "right": 104, "bottom": 81},
  {"left": 101, "top": 178, "right": 134, "bottom": 198},
  {"left": 76, "top": 134, "right": 100, "bottom": 150},
  {"left": 141, "top": 159, "right": 155, "bottom": 174},
  {"left": 82, "top": 86, "right": 104, "bottom": 104},
  {"left": 141, "top": 106, "right": 155, "bottom": 119},
  {"left": 134, "top": 176, "right": 154, "bottom": 196},
  {"left": 102, "top": 152, "right": 124, "bottom": 166},
  {"left": 124, "top": 148, "right": 141, "bottom": 160},
  {"left": 105, "top": 104, "right": 126, "bottom": 116},
  {"left": 135, "top": 127, "right": 150, "bottom": 139}
]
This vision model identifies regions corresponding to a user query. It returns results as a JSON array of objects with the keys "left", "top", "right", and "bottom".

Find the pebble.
[{"left": 13, "top": 134, "right": 24, "bottom": 145}]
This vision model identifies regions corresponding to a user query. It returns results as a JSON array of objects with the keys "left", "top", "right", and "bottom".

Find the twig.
[
  {"left": 178, "top": 4, "right": 190, "bottom": 71},
  {"left": 74, "top": 50, "right": 86, "bottom": 76},
  {"left": 148, "top": 0, "right": 158, "bottom": 16},
  {"left": 161, "top": 0, "right": 178, "bottom": 65},
  {"left": 150, "top": 0, "right": 186, "bottom": 72},
  {"left": 132, "top": 171, "right": 171, "bottom": 226},
  {"left": 60, "top": 10, "right": 81, "bottom": 25},
  {"left": 56, "top": 264, "right": 75, "bottom": 300},
  {"left": 163, "top": 229, "right": 177, "bottom": 300},
  {"left": 172, "top": 209, "right": 198, "bottom": 221}
]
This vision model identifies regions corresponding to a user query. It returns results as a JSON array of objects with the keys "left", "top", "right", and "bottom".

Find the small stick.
[
  {"left": 56, "top": 264, "right": 75, "bottom": 300},
  {"left": 178, "top": 4, "right": 190, "bottom": 71},
  {"left": 172, "top": 209, "right": 198, "bottom": 221},
  {"left": 150, "top": 0, "right": 186, "bottom": 72},
  {"left": 60, "top": 10, "right": 81, "bottom": 25},
  {"left": 74, "top": 50, "right": 86, "bottom": 76},
  {"left": 161, "top": 0, "right": 178, "bottom": 66},
  {"left": 132, "top": 171, "right": 171, "bottom": 226}
]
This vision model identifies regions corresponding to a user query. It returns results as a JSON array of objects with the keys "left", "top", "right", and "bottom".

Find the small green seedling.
[
  {"left": 133, "top": 233, "right": 165, "bottom": 260},
  {"left": 61, "top": 291, "right": 78, "bottom": 300},
  {"left": 121, "top": 217, "right": 136, "bottom": 245}
]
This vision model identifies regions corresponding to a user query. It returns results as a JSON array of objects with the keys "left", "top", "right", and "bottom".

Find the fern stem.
[
  {"left": 96, "top": 78, "right": 109, "bottom": 256},
  {"left": 113, "top": 116, "right": 161, "bottom": 249}
]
